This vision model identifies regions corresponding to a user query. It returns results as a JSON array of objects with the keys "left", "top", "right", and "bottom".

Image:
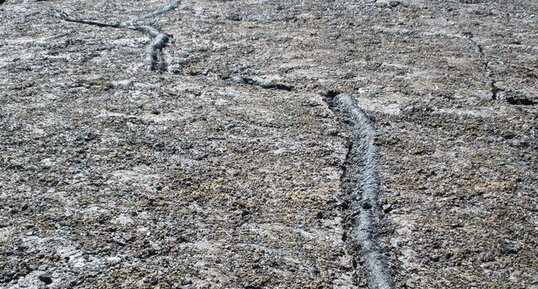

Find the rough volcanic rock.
[{"left": 1, "top": 0, "right": 536, "bottom": 288}]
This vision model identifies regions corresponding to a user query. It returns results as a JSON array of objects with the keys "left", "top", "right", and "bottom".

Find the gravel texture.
[{"left": 1, "top": 0, "right": 537, "bottom": 288}]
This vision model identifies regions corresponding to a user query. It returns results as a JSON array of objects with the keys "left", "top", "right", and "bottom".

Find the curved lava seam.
[
  {"left": 333, "top": 93, "right": 394, "bottom": 289},
  {"left": 55, "top": 0, "right": 181, "bottom": 71}
]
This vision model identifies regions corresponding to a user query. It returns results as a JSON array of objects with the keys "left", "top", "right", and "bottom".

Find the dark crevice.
[
  {"left": 506, "top": 96, "right": 537, "bottom": 106},
  {"left": 223, "top": 75, "right": 294, "bottom": 91},
  {"left": 60, "top": 16, "right": 121, "bottom": 28},
  {"left": 322, "top": 90, "right": 342, "bottom": 108},
  {"left": 466, "top": 33, "right": 537, "bottom": 105},
  {"left": 490, "top": 80, "right": 500, "bottom": 100},
  {"left": 339, "top": 140, "right": 361, "bottom": 287},
  {"left": 325, "top": 91, "right": 360, "bottom": 287}
]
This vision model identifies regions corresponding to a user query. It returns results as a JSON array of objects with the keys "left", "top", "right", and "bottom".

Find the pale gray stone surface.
[{"left": 1, "top": 0, "right": 537, "bottom": 288}]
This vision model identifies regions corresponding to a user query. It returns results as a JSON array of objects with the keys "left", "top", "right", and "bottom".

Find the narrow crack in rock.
[
  {"left": 338, "top": 139, "right": 361, "bottom": 288},
  {"left": 324, "top": 92, "right": 394, "bottom": 289},
  {"left": 54, "top": 0, "right": 181, "bottom": 71},
  {"left": 125, "top": 0, "right": 181, "bottom": 23},
  {"left": 467, "top": 34, "right": 500, "bottom": 100},
  {"left": 224, "top": 75, "right": 294, "bottom": 91}
]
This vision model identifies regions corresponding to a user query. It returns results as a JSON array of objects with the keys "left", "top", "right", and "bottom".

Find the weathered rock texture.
[{"left": 1, "top": 0, "right": 537, "bottom": 288}]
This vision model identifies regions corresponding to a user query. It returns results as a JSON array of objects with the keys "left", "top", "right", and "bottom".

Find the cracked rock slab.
[{"left": 1, "top": 0, "right": 537, "bottom": 288}]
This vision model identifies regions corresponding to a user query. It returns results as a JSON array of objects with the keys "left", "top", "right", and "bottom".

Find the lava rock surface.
[{"left": 1, "top": 0, "right": 537, "bottom": 288}]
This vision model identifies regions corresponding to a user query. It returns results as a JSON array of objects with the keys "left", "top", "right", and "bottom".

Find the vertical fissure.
[
  {"left": 467, "top": 35, "right": 500, "bottom": 100},
  {"left": 324, "top": 92, "right": 394, "bottom": 289}
]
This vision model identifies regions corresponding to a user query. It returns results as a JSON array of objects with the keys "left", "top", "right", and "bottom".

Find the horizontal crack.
[
  {"left": 223, "top": 75, "right": 294, "bottom": 91},
  {"left": 59, "top": 14, "right": 121, "bottom": 28},
  {"left": 125, "top": 0, "right": 181, "bottom": 23}
]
